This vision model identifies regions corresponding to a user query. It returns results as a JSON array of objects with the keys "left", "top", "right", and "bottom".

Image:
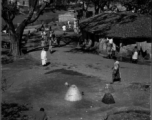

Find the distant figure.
[
  {"left": 107, "top": 42, "right": 112, "bottom": 59},
  {"left": 111, "top": 43, "right": 116, "bottom": 59},
  {"left": 52, "top": 31, "right": 57, "bottom": 45},
  {"left": 34, "top": 108, "right": 47, "bottom": 120},
  {"left": 81, "top": 39, "right": 87, "bottom": 48},
  {"left": 41, "top": 40, "right": 46, "bottom": 48},
  {"left": 106, "top": 38, "right": 113, "bottom": 58},
  {"left": 67, "top": 21, "right": 71, "bottom": 28},
  {"left": 132, "top": 46, "right": 138, "bottom": 63},
  {"left": 132, "top": 8, "right": 135, "bottom": 13},
  {"left": 48, "top": 37, "right": 53, "bottom": 53},
  {"left": 68, "top": 21, "right": 70, "bottom": 25},
  {"left": 41, "top": 48, "right": 47, "bottom": 66},
  {"left": 2, "top": 30, "right": 7, "bottom": 34},
  {"left": 108, "top": 38, "right": 113, "bottom": 47},
  {"left": 62, "top": 25, "right": 66, "bottom": 34},
  {"left": 85, "top": 39, "right": 92, "bottom": 50},
  {"left": 41, "top": 30, "right": 46, "bottom": 39},
  {"left": 112, "top": 60, "right": 121, "bottom": 83}
]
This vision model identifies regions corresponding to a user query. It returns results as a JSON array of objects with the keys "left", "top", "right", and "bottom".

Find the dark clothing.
[
  {"left": 34, "top": 111, "right": 47, "bottom": 120},
  {"left": 132, "top": 59, "right": 138, "bottom": 63},
  {"left": 112, "top": 68, "right": 121, "bottom": 82},
  {"left": 48, "top": 39, "right": 53, "bottom": 52},
  {"left": 52, "top": 33, "right": 55, "bottom": 38},
  {"left": 107, "top": 43, "right": 112, "bottom": 58}
]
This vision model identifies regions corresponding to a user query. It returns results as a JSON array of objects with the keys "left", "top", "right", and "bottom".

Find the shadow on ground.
[{"left": 2, "top": 67, "right": 150, "bottom": 120}]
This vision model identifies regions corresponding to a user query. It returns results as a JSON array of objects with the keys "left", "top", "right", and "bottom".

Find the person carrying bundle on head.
[{"left": 112, "top": 59, "right": 121, "bottom": 83}]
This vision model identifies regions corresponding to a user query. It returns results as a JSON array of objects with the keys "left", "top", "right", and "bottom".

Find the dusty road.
[{"left": 2, "top": 41, "right": 150, "bottom": 120}]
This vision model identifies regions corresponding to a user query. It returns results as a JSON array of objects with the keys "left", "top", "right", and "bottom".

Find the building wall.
[
  {"left": 17, "top": 0, "right": 29, "bottom": 6},
  {"left": 59, "top": 13, "right": 76, "bottom": 23},
  {"left": 7, "top": 0, "right": 46, "bottom": 7}
]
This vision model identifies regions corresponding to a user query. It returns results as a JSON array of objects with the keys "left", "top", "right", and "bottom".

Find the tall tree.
[
  {"left": 118, "top": 0, "right": 152, "bottom": 13},
  {"left": 91, "top": 0, "right": 112, "bottom": 14},
  {"left": 2, "top": 0, "right": 53, "bottom": 59}
]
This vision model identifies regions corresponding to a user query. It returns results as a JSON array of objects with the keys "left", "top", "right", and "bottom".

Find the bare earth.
[{"left": 2, "top": 42, "right": 150, "bottom": 120}]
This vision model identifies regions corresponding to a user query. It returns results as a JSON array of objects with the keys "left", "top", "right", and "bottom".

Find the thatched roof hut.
[{"left": 80, "top": 12, "right": 152, "bottom": 44}]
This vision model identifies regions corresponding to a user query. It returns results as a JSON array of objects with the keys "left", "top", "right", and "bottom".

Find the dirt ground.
[{"left": 1, "top": 37, "right": 150, "bottom": 120}]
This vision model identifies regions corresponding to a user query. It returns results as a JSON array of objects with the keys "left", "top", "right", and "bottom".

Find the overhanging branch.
[
  {"left": 25, "top": 0, "right": 39, "bottom": 21},
  {"left": 27, "top": 3, "right": 47, "bottom": 24}
]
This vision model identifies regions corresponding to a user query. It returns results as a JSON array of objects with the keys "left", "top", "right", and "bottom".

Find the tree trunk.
[
  {"left": 10, "top": 34, "right": 21, "bottom": 58},
  {"left": 10, "top": 22, "right": 26, "bottom": 58}
]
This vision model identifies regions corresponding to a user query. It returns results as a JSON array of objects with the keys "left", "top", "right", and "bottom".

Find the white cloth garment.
[
  {"left": 74, "top": 24, "right": 77, "bottom": 29},
  {"left": 114, "top": 61, "right": 119, "bottom": 70},
  {"left": 68, "top": 21, "right": 70, "bottom": 25},
  {"left": 62, "top": 26, "right": 66, "bottom": 31},
  {"left": 132, "top": 51, "right": 138, "bottom": 60},
  {"left": 109, "top": 39, "right": 113, "bottom": 44},
  {"left": 112, "top": 43, "right": 116, "bottom": 51},
  {"left": 41, "top": 31, "right": 46, "bottom": 39},
  {"left": 43, "top": 31, "right": 46, "bottom": 35},
  {"left": 41, "top": 50, "right": 47, "bottom": 65}
]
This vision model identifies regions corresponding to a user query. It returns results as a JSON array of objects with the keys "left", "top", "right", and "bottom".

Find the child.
[
  {"left": 112, "top": 60, "right": 121, "bottom": 83},
  {"left": 41, "top": 48, "right": 47, "bottom": 66},
  {"left": 34, "top": 108, "right": 48, "bottom": 120}
]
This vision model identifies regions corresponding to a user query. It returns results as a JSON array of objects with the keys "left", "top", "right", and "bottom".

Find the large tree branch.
[
  {"left": 2, "top": 17, "right": 16, "bottom": 34},
  {"left": 27, "top": 3, "right": 47, "bottom": 24},
  {"left": 2, "top": 4, "right": 17, "bottom": 21},
  {"left": 25, "top": 0, "right": 39, "bottom": 22}
]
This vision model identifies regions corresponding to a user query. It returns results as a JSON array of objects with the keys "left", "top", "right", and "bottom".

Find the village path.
[
  {"left": 29, "top": 44, "right": 151, "bottom": 85},
  {"left": 2, "top": 35, "right": 151, "bottom": 120}
]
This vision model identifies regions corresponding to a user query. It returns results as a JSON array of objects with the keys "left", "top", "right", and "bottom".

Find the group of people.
[
  {"left": 62, "top": 19, "right": 80, "bottom": 34},
  {"left": 106, "top": 38, "right": 139, "bottom": 64},
  {"left": 111, "top": 46, "right": 139, "bottom": 84},
  {"left": 40, "top": 24, "right": 57, "bottom": 66}
]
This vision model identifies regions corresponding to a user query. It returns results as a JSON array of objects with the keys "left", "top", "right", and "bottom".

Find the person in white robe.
[
  {"left": 41, "top": 48, "right": 47, "bottom": 66},
  {"left": 132, "top": 49, "right": 138, "bottom": 63}
]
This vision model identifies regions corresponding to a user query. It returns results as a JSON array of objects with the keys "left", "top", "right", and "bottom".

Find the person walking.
[
  {"left": 41, "top": 48, "right": 47, "bottom": 66},
  {"left": 112, "top": 60, "right": 121, "bottom": 83},
  {"left": 43, "top": 31, "right": 48, "bottom": 43},
  {"left": 41, "top": 30, "right": 47, "bottom": 42},
  {"left": 48, "top": 37, "right": 53, "bottom": 53}
]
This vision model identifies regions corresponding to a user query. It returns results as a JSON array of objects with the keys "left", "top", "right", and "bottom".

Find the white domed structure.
[{"left": 65, "top": 85, "right": 82, "bottom": 102}]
